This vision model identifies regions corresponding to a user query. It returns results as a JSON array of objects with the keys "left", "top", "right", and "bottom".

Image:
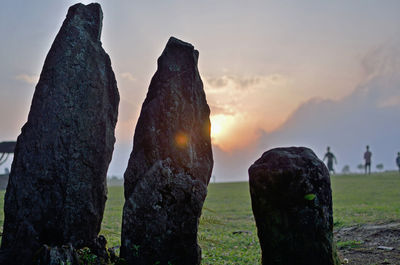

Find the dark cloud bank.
[{"left": 213, "top": 67, "right": 400, "bottom": 182}]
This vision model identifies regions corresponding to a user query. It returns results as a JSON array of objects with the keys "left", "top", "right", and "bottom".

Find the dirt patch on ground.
[{"left": 335, "top": 223, "right": 400, "bottom": 265}]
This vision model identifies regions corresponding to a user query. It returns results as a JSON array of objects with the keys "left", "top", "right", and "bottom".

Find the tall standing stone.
[
  {"left": 121, "top": 37, "right": 213, "bottom": 265},
  {"left": 0, "top": 3, "right": 119, "bottom": 264},
  {"left": 248, "top": 147, "right": 340, "bottom": 265}
]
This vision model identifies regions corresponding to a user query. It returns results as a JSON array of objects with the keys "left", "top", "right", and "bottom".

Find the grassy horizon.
[{"left": 0, "top": 171, "right": 399, "bottom": 264}]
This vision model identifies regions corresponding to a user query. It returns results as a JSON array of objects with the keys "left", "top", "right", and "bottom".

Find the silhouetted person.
[
  {"left": 364, "top": 145, "right": 372, "bottom": 174},
  {"left": 323, "top": 146, "right": 337, "bottom": 174},
  {"left": 396, "top": 152, "right": 400, "bottom": 173}
]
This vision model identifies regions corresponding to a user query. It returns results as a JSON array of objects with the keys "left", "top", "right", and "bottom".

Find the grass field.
[{"left": 0, "top": 171, "right": 399, "bottom": 264}]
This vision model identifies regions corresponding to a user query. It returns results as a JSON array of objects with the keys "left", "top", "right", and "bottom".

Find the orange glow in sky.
[
  {"left": 210, "top": 113, "right": 262, "bottom": 152},
  {"left": 210, "top": 115, "right": 226, "bottom": 141}
]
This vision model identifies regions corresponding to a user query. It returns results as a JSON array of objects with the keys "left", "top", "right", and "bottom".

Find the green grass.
[
  {"left": 0, "top": 172, "right": 399, "bottom": 264},
  {"left": 199, "top": 182, "right": 260, "bottom": 264},
  {"left": 331, "top": 172, "right": 400, "bottom": 226},
  {"left": 336, "top": 240, "right": 363, "bottom": 249},
  {"left": 100, "top": 186, "right": 124, "bottom": 248}
]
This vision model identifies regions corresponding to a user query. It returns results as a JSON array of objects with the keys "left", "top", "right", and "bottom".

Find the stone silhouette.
[
  {"left": 121, "top": 37, "right": 213, "bottom": 265},
  {"left": 248, "top": 147, "right": 340, "bottom": 265},
  {"left": 0, "top": 3, "right": 119, "bottom": 264}
]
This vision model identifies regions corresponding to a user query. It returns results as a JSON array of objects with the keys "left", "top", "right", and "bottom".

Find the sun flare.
[
  {"left": 175, "top": 131, "right": 188, "bottom": 148},
  {"left": 209, "top": 113, "right": 263, "bottom": 152},
  {"left": 210, "top": 115, "right": 226, "bottom": 141},
  {"left": 211, "top": 119, "right": 223, "bottom": 139},
  {"left": 210, "top": 114, "right": 240, "bottom": 148}
]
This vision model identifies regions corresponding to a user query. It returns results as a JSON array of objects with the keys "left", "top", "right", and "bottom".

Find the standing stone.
[
  {"left": 1, "top": 3, "right": 119, "bottom": 264},
  {"left": 121, "top": 37, "right": 213, "bottom": 265},
  {"left": 248, "top": 147, "right": 340, "bottom": 265}
]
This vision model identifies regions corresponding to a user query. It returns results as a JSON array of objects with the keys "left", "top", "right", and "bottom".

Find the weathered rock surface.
[
  {"left": 1, "top": 3, "right": 119, "bottom": 264},
  {"left": 249, "top": 147, "right": 340, "bottom": 265},
  {"left": 36, "top": 244, "right": 79, "bottom": 265},
  {"left": 121, "top": 37, "right": 213, "bottom": 265}
]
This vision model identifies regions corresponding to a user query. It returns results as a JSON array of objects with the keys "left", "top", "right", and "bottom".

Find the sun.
[
  {"left": 209, "top": 113, "right": 260, "bottom": 152},
  {"left": 210, "top": 115, "right": 231, "bottom": 144},
  {"left": 211, "top": 119, "right": 223, "bottom": 138}
]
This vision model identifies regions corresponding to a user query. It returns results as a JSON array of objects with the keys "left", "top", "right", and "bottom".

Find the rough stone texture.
[
  {"left": 121, "top": 37, "right": 213, "bottom": 265},
  {"left": 36, "top": 244, "right": 79, "bottom": 265},
  {"left": 248, "top": 147, "right": 340, "bottom": 265},
  {"left": 0, "top": 3, "right": 119, "bottom": 264}
]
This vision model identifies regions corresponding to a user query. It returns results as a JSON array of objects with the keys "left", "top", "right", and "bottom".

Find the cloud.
[
  {"left": 360, "top": 42, "right": 400, "bottom": 80},
  {"left": 15, "top": 74, "right": 38, "bottom": 84},
  {"left": 211, "top": 44, "right": 400, "bottom": 181},
  {"left": 204, "top": 73, "right": 297, "bottom": 152},
  {"left": 205, "top": 74, "right": 287, "bottom": 91},
  {"left": 119, "top": 72, "right": 137, "bottom": 82},
  {"left": 207, "top": 76, "right": 229, "bottom": 88},
  {"left": 264, "top": 75, "right": 400, "bottom": 169},
  {"left": 212, "top": 74, "right": 400, "bottom": 181},
  {"left": 378, "top": 95, "right": 400, "bottom": 108},
  {"left": 209, "top": 104, "right": 234, "bottom": 116}
]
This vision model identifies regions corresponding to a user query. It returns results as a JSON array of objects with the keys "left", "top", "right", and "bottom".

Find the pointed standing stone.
[
  {"left": 0, "top": 3, "right": 119, "bottom": 264},
  {"left": 121, "top": 37, "right": 213, "bottom": 265},
  {"left": 248, "top": 147, "right": 340, "bottom": 265}
]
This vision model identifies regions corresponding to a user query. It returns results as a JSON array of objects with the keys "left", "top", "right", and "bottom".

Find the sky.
[{"left": 1, "top": 1, "right": 400, "bottom": 181}]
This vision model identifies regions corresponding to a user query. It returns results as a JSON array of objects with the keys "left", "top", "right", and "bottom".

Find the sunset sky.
[{"left": 1, "top": 1, "right": 400, "bottom": 181}]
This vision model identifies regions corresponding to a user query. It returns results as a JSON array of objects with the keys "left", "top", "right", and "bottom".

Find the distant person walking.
[
  {"left": 323, "top": 146, "right": 337, "bottom": 174},
  {"left": 396, "top": 152, "right": 400, "bottom": 173},
  {"left": 364, "top": 145, "right": 372, "bottom": 174}
]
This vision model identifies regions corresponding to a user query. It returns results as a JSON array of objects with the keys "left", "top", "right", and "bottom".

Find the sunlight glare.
[{"left": 210, "top": 114, "right": 234, "bottom": 146}]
